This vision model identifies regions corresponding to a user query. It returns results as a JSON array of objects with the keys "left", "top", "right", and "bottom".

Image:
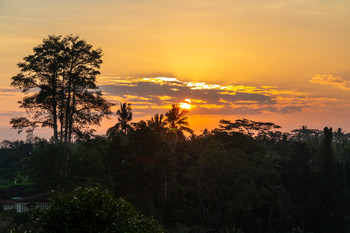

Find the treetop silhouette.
[
  {"left": 107, "top": 102, "right": 133, "bottom": 136},
  {"left": 165, "top": 104, "right": 194, "bottom": 136},
  {"left": 10, "top": 35, "right": 113, "bottom": 145}
]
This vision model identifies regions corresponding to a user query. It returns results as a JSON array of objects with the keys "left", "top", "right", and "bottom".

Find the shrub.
[{"left": 32, "top": 186, "right": 164, "bottom": 233}]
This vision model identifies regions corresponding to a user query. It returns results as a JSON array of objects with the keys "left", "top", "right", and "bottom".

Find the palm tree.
[
  {"left": 165, "top": 104, "right": 194, "bottom": 136},
  {"left": 107, "top": 102, "right": 133, "bottom": 136},
  {"left": 147, "top": 113, "right": 167, "bottom": 133}
]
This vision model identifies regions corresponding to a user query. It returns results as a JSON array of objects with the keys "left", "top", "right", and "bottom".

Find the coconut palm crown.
[
  {"left": 165, "top": 104, "right": 194, "bottom": 135},
  {"left": 147, "top": 113, "right": 167, "bottom": 133},
  {"left": 107, "top": 102, "right": 133, "bottom": 136}
]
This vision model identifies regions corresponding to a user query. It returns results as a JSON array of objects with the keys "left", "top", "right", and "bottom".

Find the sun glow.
[{"left": 180, "top": 99, "right": 192, "bottom": 109}]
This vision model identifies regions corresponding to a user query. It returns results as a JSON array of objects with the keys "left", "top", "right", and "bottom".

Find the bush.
[{"left": 32, "top": 186, "right": 164, "bottom": 233}]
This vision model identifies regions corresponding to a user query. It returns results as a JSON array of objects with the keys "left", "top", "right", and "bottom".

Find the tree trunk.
[
  {"left": 64, "top": 68, "right": 73, "bottom": 148},
  {"left": 68, "top": 84, "right": 76, "bottom": 145},
  {"left": 52, "top": 69, "right": 58, "bottom": 145},
  {"left": 63, "top": 65, "right": 73, "bottom": 179},
  {"left": 59, "top": 84, "right": 64, "bottom": 143}
]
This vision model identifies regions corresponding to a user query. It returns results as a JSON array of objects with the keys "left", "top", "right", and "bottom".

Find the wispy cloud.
[
  {"left": 0, "top": 87, "right": 21, "bottom": 96},
  {"left": 99, "top": 76, "right": 335, "bottom": 117},
  {"left": 310, "top": 74, "right": 350, "bottom": 90},
  {"left": 0, "top": 110, "right": 25, "bottom": 117}
]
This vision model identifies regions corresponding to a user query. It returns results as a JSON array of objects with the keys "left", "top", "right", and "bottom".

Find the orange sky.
[{"left": 1, "top": 0, "right": 350, "bottom": 140}]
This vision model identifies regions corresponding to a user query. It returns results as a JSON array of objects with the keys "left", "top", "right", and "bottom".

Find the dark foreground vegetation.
[
  {"left": 2, "top": 34, "right": 350, "bottom": 232},
  {"left": 2, "top": 121, "right": 350, "bottom": 233}
]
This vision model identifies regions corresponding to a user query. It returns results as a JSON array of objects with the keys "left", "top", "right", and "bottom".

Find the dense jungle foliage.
[{"left": 2, "top": 116, "right": 350, "bottom": 233}]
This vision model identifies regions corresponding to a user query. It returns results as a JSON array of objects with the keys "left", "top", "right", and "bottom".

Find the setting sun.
[{"left": 179, "top": 99, "right": 192, "bottom": 109}]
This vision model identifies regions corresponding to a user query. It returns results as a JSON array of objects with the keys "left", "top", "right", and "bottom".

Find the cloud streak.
[
  {"left": 310, "top": 74, "right": 350, "bottom": 90},
  {"left": 99, "top": 76, "right": 335, "bottom": 117}
]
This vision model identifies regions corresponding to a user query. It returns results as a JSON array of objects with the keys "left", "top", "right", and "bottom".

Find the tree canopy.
[
  {"left": 10, "top": 35, "right": 113, "bottom": 145},
  {"left": 4, "top": 113, "right": 350, "bottom": 232},
  {"left": 32, "top": 186, "right": 164, "bottom": 233}
]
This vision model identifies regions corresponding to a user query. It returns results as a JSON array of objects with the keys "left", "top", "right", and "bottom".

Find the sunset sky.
[{"left": 1, "top": 0, "right": 350, "bottom": 140}]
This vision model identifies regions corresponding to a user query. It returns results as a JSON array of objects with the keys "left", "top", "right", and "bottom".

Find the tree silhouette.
[
  {"left": 10, "top": 35, "right": 113, "bottom": 145},
  {"left": 147, "top": 113, "right": 167, "bottom": 134},
  {"left": 320, "top": 127, "right": 334, "bottom": 174},
  {"left": 165, "top": 104, "right": 193, "bottom": 136},
  {"left": 290, "top": 125, "right": 322, "bottom": 142},
  {"left": 219, "top": 118, "right": 280, "bottom": 138},
  {"left": 107, "top": 102, "right": 133, "bottom": 136}
]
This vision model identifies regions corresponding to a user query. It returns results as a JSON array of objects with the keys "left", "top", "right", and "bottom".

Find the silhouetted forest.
[{"left": 2, "top": 108, "right": 350, "bottom": 232}]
